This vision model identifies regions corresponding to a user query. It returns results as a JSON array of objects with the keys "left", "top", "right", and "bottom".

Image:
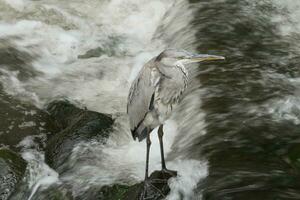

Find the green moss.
[{"left": 97, "top": 184, "right": 130, "bottom": 200}]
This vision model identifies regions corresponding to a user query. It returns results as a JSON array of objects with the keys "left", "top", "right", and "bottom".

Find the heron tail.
[{"left": 131, "top": 123, "right": 152, "bottom": 142}]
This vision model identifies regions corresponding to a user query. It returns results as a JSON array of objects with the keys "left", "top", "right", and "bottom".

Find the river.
[{"left": 0, "top": 0, "right": 300, "bottom": 199}]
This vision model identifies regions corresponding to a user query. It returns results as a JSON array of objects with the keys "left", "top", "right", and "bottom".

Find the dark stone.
[
  {"left": 45, "top": 100, "right": 114, "bottom": 172},
  {"left": 46, "top": 100, "right": 84, "bottom": 130},
  {"left": 0, "top": 148, "right": 27, "bottom": 200},
  {"left": 123, "top": 170, "right": 176, "bottom": 200},
  {"left": 78, "top": 47, "right": 108, "bottom": 59},
  {"left": 0, "top": 85, "right": 59, "bottom": 150}
]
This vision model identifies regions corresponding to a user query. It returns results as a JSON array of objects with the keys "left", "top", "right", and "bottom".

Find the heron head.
[{"left": 156, "top": 49, "right": 225, "bottom": 67}]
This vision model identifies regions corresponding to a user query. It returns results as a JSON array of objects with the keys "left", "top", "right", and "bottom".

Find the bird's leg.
[
  {"left": 158, "top": 125, "right": 177, "bottom": 177},
  {"left": 145, "top": 131, "right": 151, "bottom": 180},
  {"left": 140, "top": 132, "right": 152, "bottom": 200},
  {"left": 158, "top": 125, "right": 166, "bottom": 170}
]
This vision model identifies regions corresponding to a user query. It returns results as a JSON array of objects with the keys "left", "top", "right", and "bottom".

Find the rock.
[
  {"left": 46, "top": 100, "right": 84, "bottom": 130},
  {"left": 78, "top": 184, "right": 130, "bottom": 200},
  {"left": 78, "top": 47, "right": 108, "bottom": 59},
  {"left": 0, "top": 85, "right": 59, "bottom": 150},
  {"left": 45, "top": 100, "right": 114, "bottom": 172},
  {"left": 0, "top": 148, "right": 27, "bottom": 200},
  {"left": 123, "top": 170, "right": 176, "bottom": 200},
  {"left": 97, "top": 185, "right": 130, "bottom": 200},
  {"left": 10, "top": 183, "right": 74, "bottom": 200},
  {"left": 75, "top": 170, "right": 175, "bottom": 200},
  {"left": 0, "top": 41, "right": 59, "bottom": 151},
  {"left": 30, "top": 184, "right": 74, "bottom": 200}
]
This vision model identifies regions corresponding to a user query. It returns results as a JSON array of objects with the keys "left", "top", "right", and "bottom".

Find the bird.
[{"left": 127, "top": 49, "right": 225, "bottom": 183}]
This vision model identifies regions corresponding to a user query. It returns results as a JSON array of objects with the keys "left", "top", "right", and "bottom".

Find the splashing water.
[
  {"left": 2, "top": 0, "right": 300, "bottom": 199},
  {"left": 0, "top": 0, "right": 207, "bottom": 198}
]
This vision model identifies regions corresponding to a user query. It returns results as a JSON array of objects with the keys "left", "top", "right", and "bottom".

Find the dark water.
[
  {"left": 190, "top": 0, "right": 300, "bottom": 199},
  {"left": 1, "top": 0, "right": 300, "bottom": 199}
]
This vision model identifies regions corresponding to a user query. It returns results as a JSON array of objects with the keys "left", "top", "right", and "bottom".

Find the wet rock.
[
  {"left": 0, "top": 148, "right": 27, "bottom": 200},
  {"left": 78, "top": 47, "right": 109, "bottom": 59},
  {"left": 10, "top": 183, "right": 74, "bottom": 200},
  {"left": 78, "top": 184, "right": 130, "bottom": 200},
  {"left": 97, "top": 185, "right": 130, "bottom": 200},
  {"left": 122, "top": 170, "right": 175, "bottom": 200},
  {"left": 0, "top": 86, "right": 59, "bottom": 151},
  {"left": 45, "top": 100, "right": 114, "bottom": 172},
  {"left": 30, "top": 184, "right": 74, "bottom": 200},
  {"left": 0, "top": 41, "right": 59, "bottom": 150},
  {"left": 75, "top": 170, "right": 174, "bottom": 200},
  {"left": 46, "top": 100, "right": 84, "bottom": 130}
]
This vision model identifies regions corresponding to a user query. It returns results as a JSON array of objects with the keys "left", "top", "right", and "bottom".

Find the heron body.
[
  {"left": 128, "top": 55, "right": 188, "bottom": 141},
  {"left": 126, "top": 49, "right": 224, "bottom": 197}
]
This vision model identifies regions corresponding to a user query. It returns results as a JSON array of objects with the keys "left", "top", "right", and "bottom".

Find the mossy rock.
[
  {"left": 30, "top": 184, "right": 74, "bottom": 200},
  {"left": 0, "top": 148, "right": 27, "bottom": 200},
  {"left": 45, "top": 100, "right": 114, "bottom": 172},
  {"left": 98, "top": 185, "right": 130, "bottom": 200},
  {"left": 76, "top": 169, "right": 175, "bottom": 200},
  {"left": 80, "top": 171, "right": 174, "bottom": 200},
  {"left": 78, "top": 184, "right": 130, "bottom": 200},
  {"left": 122, "top": 170, "right": 174, "bottom": 200}
]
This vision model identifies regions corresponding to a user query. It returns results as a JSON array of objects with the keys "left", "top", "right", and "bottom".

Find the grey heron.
[{"left": 127, "top": 49, "right": 225, "bottom": 183}]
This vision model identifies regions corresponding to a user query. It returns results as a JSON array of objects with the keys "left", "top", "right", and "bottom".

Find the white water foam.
[
  {"left": 267, "top": 77, "right": 300, "bottom": 125},
  {"left": 64, "top": 119, "right": 207, "bottom": 198},
  {"left": 272, "top": 0, "right": 300, "bottom": 36},
  {"left": 247, "top": 0, "right": 300, "bottom": 125},
  {"left": 17, "top": 135, "right": 60, "bottom": 200}
]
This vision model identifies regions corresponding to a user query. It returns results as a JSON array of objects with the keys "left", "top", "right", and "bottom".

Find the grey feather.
[
  {"left": 127, "top": 51, "right": 188, "bottom": 141},
  {"left": 127, "top": 58, "right": 161, "bottom": 140}
]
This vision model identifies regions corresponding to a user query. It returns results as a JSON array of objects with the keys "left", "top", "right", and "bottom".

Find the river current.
[{"left": 1, "top": 0, "right": 300, "bottom": 199}]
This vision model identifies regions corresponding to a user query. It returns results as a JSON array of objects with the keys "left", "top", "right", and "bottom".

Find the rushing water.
[{"left": 1, "top": 0, "right": 300, "bottom": 199}]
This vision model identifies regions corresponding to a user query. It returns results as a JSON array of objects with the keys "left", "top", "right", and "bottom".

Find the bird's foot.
[
  {"left": 147, "top": 169, "right": 177, "bottom": 183},
  {"left": 139, "top": 179, "right": 158, "bottom": 200},
  {"left": 138, "top": 170, "right": 176, "bottom": 200},
  {"left": 161, "top": 168, "right": 177, "bottom": 178}
]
